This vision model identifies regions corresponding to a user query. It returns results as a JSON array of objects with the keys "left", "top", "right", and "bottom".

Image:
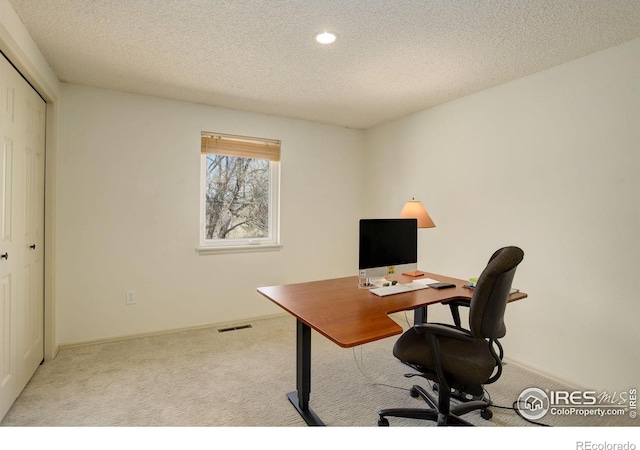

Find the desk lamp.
[{"left": 399, "top": 198, "right": 435, "bottom": 277}]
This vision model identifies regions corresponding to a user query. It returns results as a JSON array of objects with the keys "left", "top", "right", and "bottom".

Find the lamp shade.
[{"left": 399, "top": 199, "right": 435, "bottom": 228}]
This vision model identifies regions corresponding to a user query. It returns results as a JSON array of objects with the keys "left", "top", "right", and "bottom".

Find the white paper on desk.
[{"left": 411, "top": 277, "right": 440, "bottom": 286}]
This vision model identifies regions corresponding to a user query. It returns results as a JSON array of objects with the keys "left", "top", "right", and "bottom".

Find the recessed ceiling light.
[{"left": 315, "top": 31, "right": 337, "bottom": 45}]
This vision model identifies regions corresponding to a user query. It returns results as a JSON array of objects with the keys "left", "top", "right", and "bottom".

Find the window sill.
[{"left": 196, "top": 244, "right": 282, "bottom": 255}]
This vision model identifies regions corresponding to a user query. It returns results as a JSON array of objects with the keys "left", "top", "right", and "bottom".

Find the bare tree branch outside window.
[{"left": 205, "top": 154, "right": 270, "bottom": 240}]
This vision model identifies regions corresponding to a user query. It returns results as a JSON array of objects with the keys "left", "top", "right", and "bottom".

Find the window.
[{"left": 199, "top": 132, "right": 281, "bottom": 253}]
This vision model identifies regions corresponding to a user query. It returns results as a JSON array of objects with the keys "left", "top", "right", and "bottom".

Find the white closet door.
[
  {"left": 0, "top": 52, "right": 20, "bottom": 420},
  {"left": 17, "top": 74, "right": 45, "bottom": 389},
  {"left": 0, "top": 53, "right": 45, "bottom": 420}
]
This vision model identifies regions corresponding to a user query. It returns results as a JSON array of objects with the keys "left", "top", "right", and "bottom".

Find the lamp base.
[{"left": 402, "top": 270, "right": 426, "bottom": 277}]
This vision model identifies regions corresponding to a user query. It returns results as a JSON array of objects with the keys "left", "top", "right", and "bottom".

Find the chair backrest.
[{"left": 468, "top": 246, "right": 524, "bottom": 339}]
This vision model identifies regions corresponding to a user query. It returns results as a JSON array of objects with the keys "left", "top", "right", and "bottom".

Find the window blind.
[{"left": 201, "top": 132, "right": 281, "bottom": 161}]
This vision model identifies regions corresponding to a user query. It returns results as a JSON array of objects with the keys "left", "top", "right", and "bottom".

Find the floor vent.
[{"left": 218, "top": 324, "right": 252, "bottom": 333}]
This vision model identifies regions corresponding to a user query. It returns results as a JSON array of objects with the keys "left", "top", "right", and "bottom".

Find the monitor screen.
[{"left": 358, "top": 218, "right": 417, "bottom": 279}]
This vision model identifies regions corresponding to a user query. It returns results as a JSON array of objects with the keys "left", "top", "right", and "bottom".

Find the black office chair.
[{"left": 378, "top": 246, "right": 524, "bottom": 426}]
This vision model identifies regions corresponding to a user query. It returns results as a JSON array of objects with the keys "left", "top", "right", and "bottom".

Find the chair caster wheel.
[
  {"left": 480, "top": 408, "right": 493, "bottom": 420},
  {"left": 409, "top": 387, "right": 420, "bottom": 398},
  {"left": 378, "top": 417, "right": 390, "bottom": 426}
]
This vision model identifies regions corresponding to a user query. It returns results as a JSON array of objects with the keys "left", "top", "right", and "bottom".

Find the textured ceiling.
[{"left": 8, "top": 0, "right": 640, "bottom": 129}]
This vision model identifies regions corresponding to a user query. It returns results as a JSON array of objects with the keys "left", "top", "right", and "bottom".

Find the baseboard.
[
  {"left": 503, "top": 357, "right": 589, "bottom": 391},
  {"left": 57, "top": 313, "right": 289, "bottom": 351}
]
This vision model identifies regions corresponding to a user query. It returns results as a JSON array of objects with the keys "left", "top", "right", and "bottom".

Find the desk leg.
[
  {"left": 414, "top": 306, "right": 428, "bottom": 324},
  {"left": 287, "top": 319, "right": 325, "bottom": 426}
]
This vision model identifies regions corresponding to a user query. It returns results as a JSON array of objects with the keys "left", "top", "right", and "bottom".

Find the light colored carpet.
[{"left": 0, "top": 314, "right": 634, "bottom": 428}]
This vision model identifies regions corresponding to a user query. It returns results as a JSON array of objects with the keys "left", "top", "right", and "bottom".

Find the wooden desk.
[{"left": 257, "top": 273, "right": 527, "bottom": 426}]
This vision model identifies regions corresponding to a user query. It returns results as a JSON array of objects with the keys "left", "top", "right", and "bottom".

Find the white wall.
[
  {"left": 57, "top": 84, "right": 365, "bottom": 345},
  {"left": 364, "top": 38, "right": 640, "bottom": 392}
]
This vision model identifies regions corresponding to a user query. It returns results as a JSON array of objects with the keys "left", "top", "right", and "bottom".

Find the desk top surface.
[{"left": 257, "top": 273, "right": 527, "bottom": 348}]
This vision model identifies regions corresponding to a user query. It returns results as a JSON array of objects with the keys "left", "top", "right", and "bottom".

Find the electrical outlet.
[
  {"left": 359, "top": 270, "right": 366, "bottom": 279},
  {"left": 126, "top": 290, "right": 136, "bottom": 305}
]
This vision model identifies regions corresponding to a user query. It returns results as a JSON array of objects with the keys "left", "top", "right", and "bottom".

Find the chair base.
[
  {"left": 378, "top": 408, "right": 473, "bottom": 426},
  {"left": 378, "top": 384, "right": 492, "bottom": 426}
]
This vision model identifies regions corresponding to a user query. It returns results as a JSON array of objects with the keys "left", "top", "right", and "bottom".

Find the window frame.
[{"left": 198, "top": 133, "right": 281, "bottom": 255}]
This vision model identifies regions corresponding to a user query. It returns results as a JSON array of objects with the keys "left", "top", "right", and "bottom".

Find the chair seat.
[{"left": 393, "top": 325, "right": 497, "bottom": 387}]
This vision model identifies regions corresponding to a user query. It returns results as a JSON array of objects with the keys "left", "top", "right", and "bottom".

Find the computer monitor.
[{"left": 358, "top": 218, "right": 418, "bottom": 283}]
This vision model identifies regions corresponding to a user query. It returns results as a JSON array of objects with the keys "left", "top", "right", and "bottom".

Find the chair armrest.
[{"left": 413, "top": 323, "right": 474, "bottom": 342}]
